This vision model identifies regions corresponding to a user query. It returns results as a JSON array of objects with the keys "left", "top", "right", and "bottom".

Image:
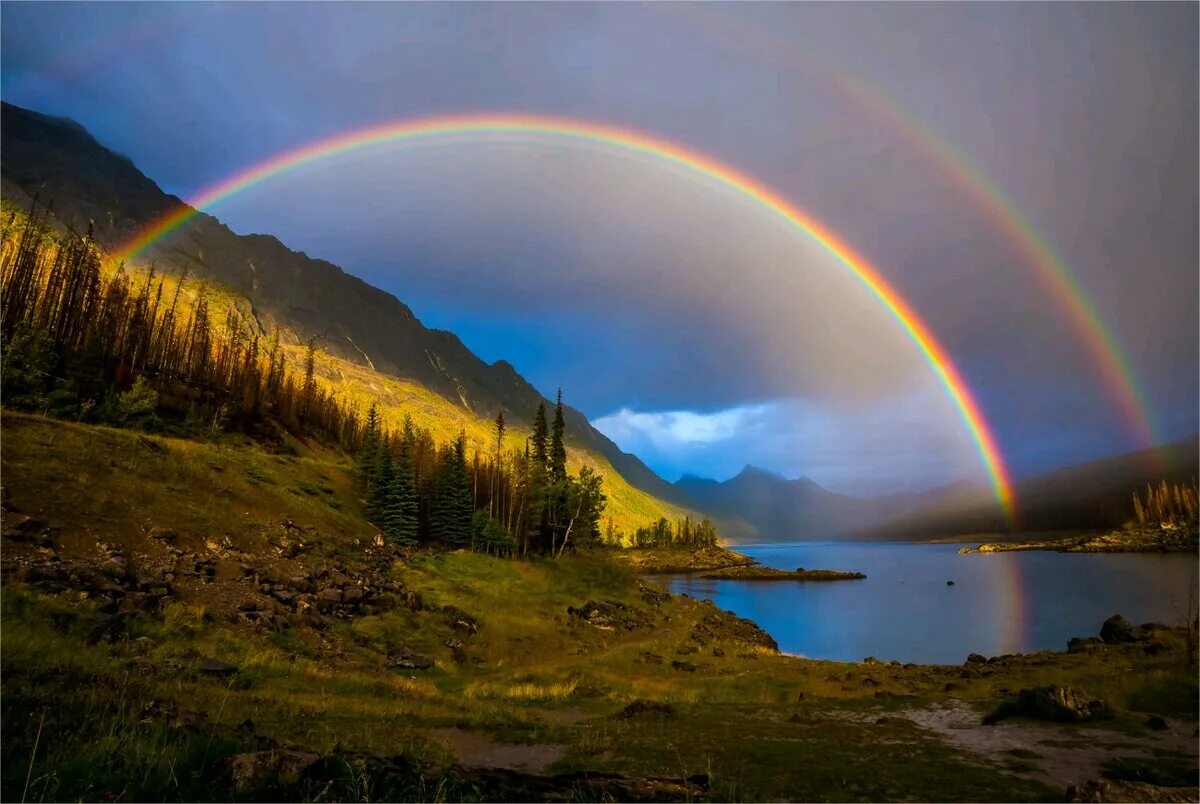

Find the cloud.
[{"left": 594, "top": 385, "right": 982, "bottom": 496}]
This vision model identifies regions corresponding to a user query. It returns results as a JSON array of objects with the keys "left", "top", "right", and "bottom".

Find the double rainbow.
[{"left": 111, "top": 114, "right": 1016, "bottom": 517}]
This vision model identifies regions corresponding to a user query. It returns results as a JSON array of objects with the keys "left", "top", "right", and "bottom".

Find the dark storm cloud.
[{"left": 2, "top": 2, "right": 1195, "bottom": 491}]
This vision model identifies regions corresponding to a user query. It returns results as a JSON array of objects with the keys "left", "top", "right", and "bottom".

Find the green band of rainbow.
[
  {"left": 111, "top": 114, "right": 1017, "bottom": 517},
  {"left": 834, "top": 75, "right": 1159, "bottom": 450},
  {"left": 660, "top": 3, "right": 1158, "bottom": 451}
]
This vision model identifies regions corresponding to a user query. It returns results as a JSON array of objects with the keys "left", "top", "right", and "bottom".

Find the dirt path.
[
  {"left": 426, "top": 727, "right": 566, "bottom": 773},
  {"left": 899, "top": 700, "right": 1197, "bottom": 791}
]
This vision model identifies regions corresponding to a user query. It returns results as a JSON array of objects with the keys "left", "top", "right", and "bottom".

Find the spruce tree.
[
  {"left": 357, "top": 402, "right": 381, "bottom": 489},
  {"left": 381, "top": 438, "right": 419, "bottom": 545},
  {"left": 550, "top": 389, "right": 567, "bottom": 482},
  {"left": 531, "top": 401, "right": 549, "bottom": 468},
  {"left": 368, "top": 446, "right": 393, "bottom": 524},
  {"left": 431, "top": 435, "right": 472, "bottom": 547}
]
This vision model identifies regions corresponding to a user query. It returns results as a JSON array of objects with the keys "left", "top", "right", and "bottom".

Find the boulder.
[
  {"left": 387, "top": 647, "right": 434, "bottom": 670},
  {"left": 1100, "top": 614, "right": 1136, "bottom": 644},
  {"left": 965, "top": 653, "right": 988, "bottom": 664},
  {"left": 985, "top": 685, "right": 1106, "bottom": 724}
]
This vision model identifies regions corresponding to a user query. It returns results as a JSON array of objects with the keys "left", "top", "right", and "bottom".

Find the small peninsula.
[{"left": 699, "top": 565, "right": 866, "bottom": 581}]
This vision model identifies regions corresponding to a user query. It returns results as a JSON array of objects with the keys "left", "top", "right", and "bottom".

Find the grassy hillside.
[{"left": 3, "top": 412, "right": 1197, "bottom": 801}]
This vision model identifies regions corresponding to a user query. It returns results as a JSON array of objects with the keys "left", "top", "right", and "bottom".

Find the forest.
[{"left": 0, "top": 201, "right": 657, "bottom": 557}]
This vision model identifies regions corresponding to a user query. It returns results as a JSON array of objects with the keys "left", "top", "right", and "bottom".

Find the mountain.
[
  {"left": 873, "top": 435, "right": 1200, "bottom": 538},
  {"left": 674, "top": 465, "right": 985, "bottom": 541},
  {"left": 0, "top": 102, "right": 691, "bottom": 514}
]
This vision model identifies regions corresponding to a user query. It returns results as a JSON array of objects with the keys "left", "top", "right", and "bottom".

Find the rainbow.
[
  {"left": 111, "top": 114, "right": 1017, "bottom": 516},
  {"left": 834, "top": 75, "right": 1159, "bottom": 450},
  {"left": 659, "top": 3, "right": 1159, "bottom": 451}
]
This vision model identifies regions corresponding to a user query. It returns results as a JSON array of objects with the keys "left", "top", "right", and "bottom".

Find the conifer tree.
[
  {"left": 368, "top": 445, "right": 393, "bottom": 524},
  {"left": 550, "top": 389, "right": 567, "bottom": 483},
  {"left": 531, "top": 401, "right": 549, "bottom": 468},
  {"left": 432, "top": 434, "right": 473, "bottom": 546},
  {"left": 358, "top": 402, "right": 381, "bottom": 489},
  {"left": 381, "top": 438, "right": 419, "bottom": 545}
]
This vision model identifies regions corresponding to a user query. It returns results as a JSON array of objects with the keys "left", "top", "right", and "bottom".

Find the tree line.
[
  {"left": 0, "top": 202, "right": 617, "bottom": 558},
  {"left": 1, "top": 201, "right": 362, "bottom": 446},
  {"left": 606, "top": 515, "right": 719, "bottom": 549},
  {"left": 357, "top": 392, "right": 606, "bottom": 556}
]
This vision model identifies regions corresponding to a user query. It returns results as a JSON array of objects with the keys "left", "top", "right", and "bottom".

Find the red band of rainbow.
[{"left": 110, "top": 114, "right": 1017, "bottom": 518}]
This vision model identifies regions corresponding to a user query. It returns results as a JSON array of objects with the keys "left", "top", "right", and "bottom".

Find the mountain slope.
[
  {"left": 674, "top": 465, "right": 986, "bottom": 541},
  {"left": 0, "top": 101, "right": 691, "bottom": 515},
  {"left": 0, "top": 102, "right": 688, "bottom": 506},
  {"left": 872, "top": 435, "right": 1200, "bottom": 538}
]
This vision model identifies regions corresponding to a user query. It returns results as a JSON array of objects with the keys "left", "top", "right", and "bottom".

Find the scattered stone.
[
  {"left": 567, "top": 600, "right": 651, "bottom": 632},
  {"left": 617, "top": 700, "right": 675, "bottom": 718},
  {"left": 1066, "top": 780, "right": 1198, "bottom": 803},
  {"left": 443, "top": 605, "right": 480, "bottom": 635},
  {"left": 230, "top": 749, "right": 321, "bottom": 793}
]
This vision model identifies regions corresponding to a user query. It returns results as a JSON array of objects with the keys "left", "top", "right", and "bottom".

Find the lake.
[{"left": 664, "top": 541, "right": 1198, "bottom": 664}]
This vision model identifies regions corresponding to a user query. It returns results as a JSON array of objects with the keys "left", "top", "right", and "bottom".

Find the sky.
[{"left": 2, "top": 2, "right": 1196, "bottom": 495}]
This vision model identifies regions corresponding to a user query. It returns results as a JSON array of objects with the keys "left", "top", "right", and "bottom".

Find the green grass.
[{"left": 2, "top": 413, "right": 1197, "bottom": 801}]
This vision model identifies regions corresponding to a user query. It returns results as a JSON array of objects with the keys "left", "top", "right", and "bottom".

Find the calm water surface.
[{"left": 665, "top": 541, "right": 1198, "bottom": 664}]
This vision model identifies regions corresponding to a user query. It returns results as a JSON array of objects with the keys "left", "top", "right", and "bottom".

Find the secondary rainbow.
[
  {"left": 660, "top": 3, "right": 1159, "bottom": 451},
  {"left": 111, "top": 113, "right": 1017, "bottom": 516}
]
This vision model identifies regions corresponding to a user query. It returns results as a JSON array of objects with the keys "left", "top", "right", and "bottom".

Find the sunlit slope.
[
  {"left": 0, "top": 101, "right": 691, "bottom": 514},
  {"left": 0, "top": 198, "right": 688, "bottom": 536}
]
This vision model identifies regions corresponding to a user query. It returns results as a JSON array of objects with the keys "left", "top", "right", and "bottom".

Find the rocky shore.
[
  {"left": 959, "top": 523, "right": 1198, "bottom": 554},
  {"left": 609, "top": 544, "right": 757, "bottom": 573}
]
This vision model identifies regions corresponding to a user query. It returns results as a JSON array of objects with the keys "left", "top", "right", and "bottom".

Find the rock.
[
  {"left": 671, "top": 660, "right": 698, "bottom": 672},
  {"left": 638, "top": 651, "right": 664, "bottom": 665},
  {"left": 198, "top": 658, "right": 239, "bottom": 677},
  {"left": 985, "top": 685, "right": 1106, "bottom": 724},
  {"left": 1147, "top": 714, "right": 1169, "bottom": 731},
  {"left": 443, "top": 605, "right": 479, "bottom": 635},
  {"left": 676, "top": 645, "right": 698, "bottom": 655},
  {"left": 617, "top": 700, "right": 675, "bottom": 718},
  {"left": 387, "top": 647, "right": 434, "bottom": 670},
  {"left": 148, "top": 526, "right": 176, "bottom": 543},
  {"left": 567, "top": 600, "right": 651, "bottom": 632},
  {"left": 712, "top": 647, "right": 725, "bottom": 657},
  {"left": 1066, "top": 780, "right": 1199, "bottom": 803},
  {"left": 230, "top": 749, "right": 321, "bottom": 792},
  {"left": 966, "top": 653, "right": 988, "bottom": 664},
  {"left": 1068, "top": 637, "right": 1103, "bottom": 653},
  {"left": 343, "top": 586, "right": 364, "bottom": 604},
  {"left": 317, "top": 588, "right": 342, "bottom": 606},
  {"left": 1100, "top": 614, "right": 1136, "bottom": 644}
]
